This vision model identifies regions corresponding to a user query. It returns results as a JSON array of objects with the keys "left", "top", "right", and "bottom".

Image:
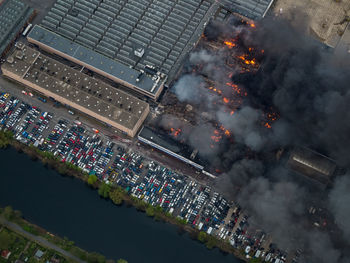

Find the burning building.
[{"left": 138, "top": 126, "right": 216, "bottom": 177}]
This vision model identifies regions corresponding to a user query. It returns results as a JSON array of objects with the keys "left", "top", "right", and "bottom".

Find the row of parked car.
[{"left": 0, "top": 90, "right": 292, "bottom": 263}]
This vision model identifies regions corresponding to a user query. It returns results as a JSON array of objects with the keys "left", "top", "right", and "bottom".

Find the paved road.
[{"left": 0, "top": 216, "right": 86, "bottom": 263}]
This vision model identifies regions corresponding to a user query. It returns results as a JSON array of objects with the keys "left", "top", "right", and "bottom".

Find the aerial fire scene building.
[
  {"left": 25, "top": 0, "right": 223, "bottom": 100},
  {"left": 287, "top": 147, "right": 337, "bottom": 184},
  {"left": 219, "top": 0, "right": 275, "bottom": 19},
  {"left": 0, "top": 0, "right": 35, "bottom": 57},
  {"left": 19, "top": 0, "right": 275, "bottom": 169},
  {"left": 1, "top": 43, "right": 149, "bottom": 137}
]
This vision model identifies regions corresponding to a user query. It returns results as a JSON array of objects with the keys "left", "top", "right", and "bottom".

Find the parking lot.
[{"left": 0, "top": 86, "right": 291, "bottom": 263}]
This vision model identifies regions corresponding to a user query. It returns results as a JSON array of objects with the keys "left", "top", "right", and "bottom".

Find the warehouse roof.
[
  {"left": 2, "top": 44, "right": 149, "bottom": 130},
  {"left": 219, "top": 0, "right": 275, "bottom": 19},
  {"left": 0, "top": 0, "right": 34, "bottom": 55},
  {"left": 138, "top": 126, "right": 206, "bottom": 170},
  {"left": 287, "top": 147, "right": 337, "bottom": 184},
  {"left": 38, "top": 0, "right": 217, "bottom": 81},
  {"left": 28, "top": 25, "right": 163, "bottom": 97}
]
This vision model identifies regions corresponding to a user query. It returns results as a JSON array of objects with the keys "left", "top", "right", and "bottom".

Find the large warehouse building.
[
  {"left": 25, "top": 0, "right": 275, "bottom": 99},
  {"left": 287, "top": 147, "right": 337, "bottom": 184},
  {"left": 219, "top": 0, "right": 275, "bottom": 19},
  {"left": 2, "top": 43, "right": 149, "bottom": 137},
  {"left": 27, "top": 25, "right": 166, "bottom": 100},
  {"left": 0, "top": 0, "right": 35, "bottom": 56},
  {"left": 138, "top": 126, "right": 215, "bottom": 177},
  {"left": 26, "top": 0, "right": 218, "bottom": 99}
]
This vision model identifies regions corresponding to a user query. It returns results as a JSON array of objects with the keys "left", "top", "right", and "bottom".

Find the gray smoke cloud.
[
  {"left": 238, "top": 176, "right": 306, "bottom": 250},
  {"left": 170, "top": 11, "right": 350, "bottom": 262},
  {"left": 217, "top": 107, "right": 266, "bottom": 151},
  {"left": 173, "top": 74, "right": 206, "bottom": 103},
  {"left": 329, "top": 175, "right": 350, "bottom": 241}
]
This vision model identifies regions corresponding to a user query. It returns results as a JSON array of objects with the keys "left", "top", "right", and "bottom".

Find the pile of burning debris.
[{"left": 157, "top": 18, "right": 279, "bottom": 175}]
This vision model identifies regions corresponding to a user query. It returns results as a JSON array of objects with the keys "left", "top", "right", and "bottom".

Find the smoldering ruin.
[{"left": 147, "top": 12, "right": 350, "bottom": 263}]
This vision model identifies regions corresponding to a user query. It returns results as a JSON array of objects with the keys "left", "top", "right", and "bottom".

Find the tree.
[
  {"left": 87, "top": 252, "right": 105, "bottom": 263},
  {"left": 3, "top": 206, "right": 14, "bottom": 220},
  {"left": 98, "top": 183, "right": 111, "bottom": 198},
  {"left": 205, "top": 236, "right": 217, "bottom": 249},
  {"left": 145, "top": 206, "right": 155, "bottom": 217},
  {"left": 197, "top": 231, "right": 208, "bottom": 243},
  {"left": 109, "top": 190, "right": 123, "bottom": 205},
  {"left": 0, "top": 130, "right": 13, "bottom": 148},
  {"left": 117, "top": 259, "right": 128, "bottom": 263},
  {"left": 70, "top": 246, "right": 87, "bottom": 260},
  {"left": 0, "top": 230, "right": 14, "bottom": 250},
  {"left": 88, "top": 174, "right": 98, "bottom": 185}
]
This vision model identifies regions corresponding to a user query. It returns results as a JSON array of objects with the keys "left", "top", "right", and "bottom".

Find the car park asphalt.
[{"left": 0, "top": 76, "right": 292, "bottom": 263}]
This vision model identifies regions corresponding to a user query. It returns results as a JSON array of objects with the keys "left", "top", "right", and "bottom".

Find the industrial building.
[
  {"left": 2, "top": 43, "right": 149, "bottom": 137},
  {"left": 0, "top": 0, "right": 35, "bottom": 56},
  {"left": 219, "top": 0, "right": 275, "bottom": 19},
  {"left": 138, "top": 126, "right": 215, "bottom": 177},
  {"left": 27, "top": 25, "right": 166, "bottom": 101},
  {"left": 287, "top": 147, "right": 337, "bottom": 184},
  {"left": 28, "top": 0, "right": 219, "bottom": 98}
]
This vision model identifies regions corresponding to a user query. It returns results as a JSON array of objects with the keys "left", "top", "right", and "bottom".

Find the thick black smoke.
[{"left": 171, "top": 12, "right": 350, "bottom": 263}]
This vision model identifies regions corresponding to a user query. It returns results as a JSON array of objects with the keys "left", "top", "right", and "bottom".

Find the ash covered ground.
[{"left": 157, "top": 12, "right": 350, "bottom": 263}]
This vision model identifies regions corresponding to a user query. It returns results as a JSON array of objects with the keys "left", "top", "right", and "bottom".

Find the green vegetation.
[
  {"left": 88, "top": 174, "right": 98, "bottom": 185},
  {"left": 98, "top": 182, "right": 111, "bottom": 198},
  {"left": 109, "top": 188, "right": 124, "bottom": 205},
  {"left": 175, "top": 217, "right": 187, "bottom": 225},
  {"left": 117, "top": 259, "right": 128, "bottom": 263},
  {"left": 145, "top": 206, "right": 155, "bottom": 217},
  {"left": 21, "top": 224, "right": 39, "bottom": 236},
  {"left": 87, "top": 251, "right": 106, "bottom": 263},
  {"left": 198, "top": 231, "right": 208, "bottom": 243},
  {"left": 197, "top": 231, "right": 218, "bottom": 250},
  {"left": 3, "top": 206, "right": 14, "bottom": 220},
  {"left": 0, "top": 229, "right": 15, "bottom": 249},
  {"left": 0, "top": 130, "right": 13, "bottom": 149},
  {"left": 249, "top": 258, "right": 263, "bottom": 263}
]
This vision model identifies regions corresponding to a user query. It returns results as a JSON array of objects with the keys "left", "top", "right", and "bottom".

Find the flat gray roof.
[
  {"left": 3, "top": 44, "right": 149, "bottom": 130},
  {"left": 28, "top": 25, "right": 162, "bottom": 96},
  {"left": 219, "top": 0, "right": 274, "bottom": 19},
  {"left": 0, "top": 0, "right": 34, "bottom": 55},
  {"left": 38, "top": 0, "right": 217, "bottom": 81}
]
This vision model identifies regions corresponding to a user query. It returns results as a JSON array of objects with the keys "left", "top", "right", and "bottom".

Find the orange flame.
[
  {"left": 238, "top": 55, "right": 257, "bottom": 66},
  {"left": 264, "top": 123, "right": 272, "bottom": 129},
  {"left": 170, "top": 127, "right": 182, "bottom": 137},
  {"left": 223, "top": 97, "right": 229, "bottom": 104},
  {"left": 224, "top": 40, "right": 236, "bottom": 48}
]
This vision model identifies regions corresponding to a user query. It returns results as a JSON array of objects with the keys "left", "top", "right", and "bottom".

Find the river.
[{"left": 0, "top": 147, "right": 243, "bottom": 263}]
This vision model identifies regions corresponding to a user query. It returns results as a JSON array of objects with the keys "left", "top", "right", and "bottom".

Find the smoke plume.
[{"left": 171, "top": 11, "right": 350, "bottom": 262}]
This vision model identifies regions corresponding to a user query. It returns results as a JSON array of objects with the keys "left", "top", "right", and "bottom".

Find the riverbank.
[
  {"left": 0, "top": 213, "right": 83, "bottom": 263},
  {"left": 0, "top": 206, "right": 127, "bottom": 263},
  {"left": 0, "top": 130, "right": 248, "bottom": 263}
]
